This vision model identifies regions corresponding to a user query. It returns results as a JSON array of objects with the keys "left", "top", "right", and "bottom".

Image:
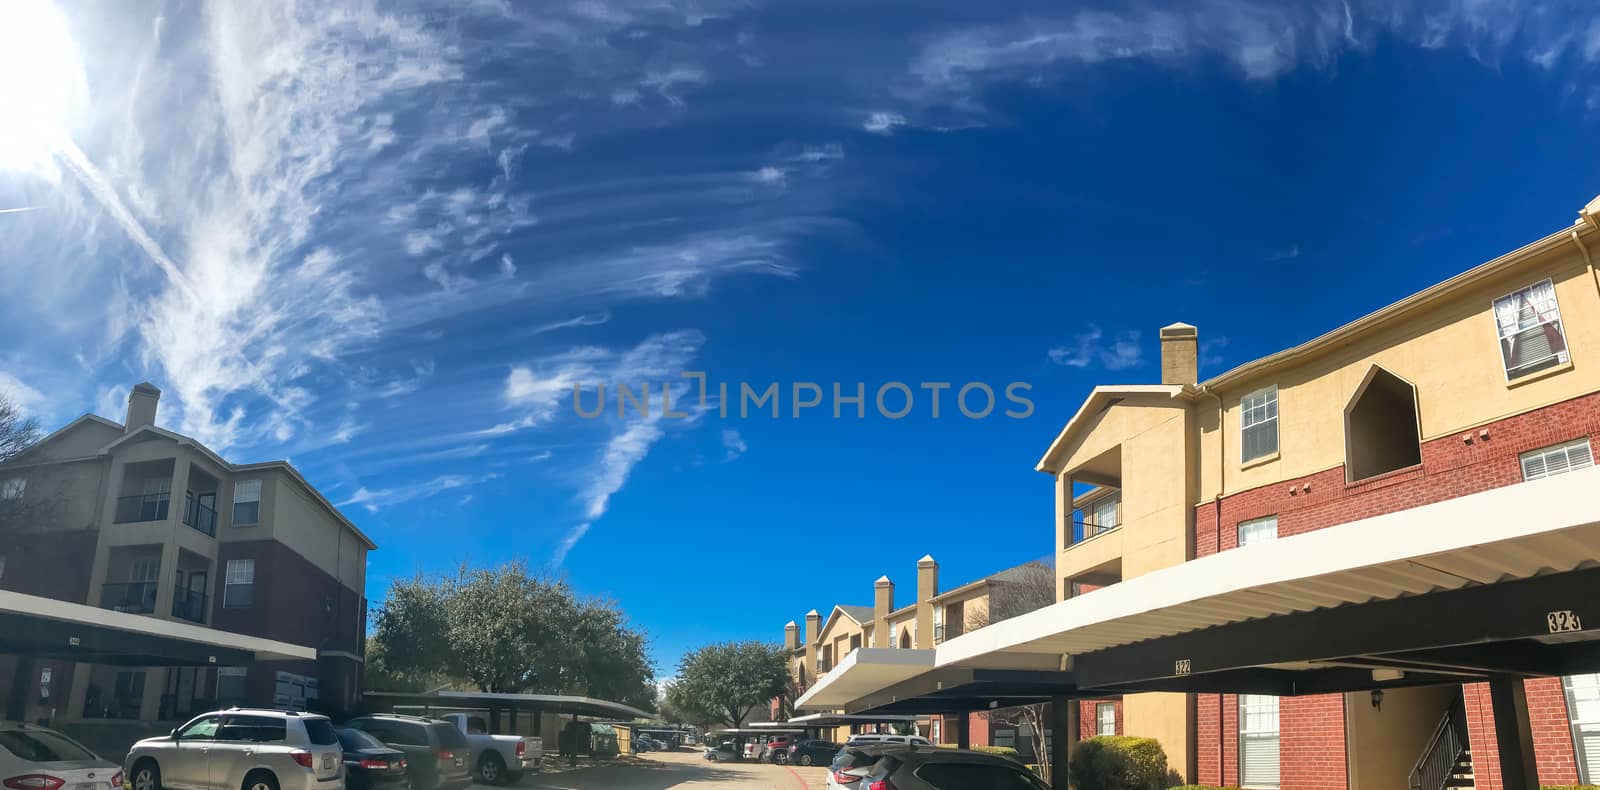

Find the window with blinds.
[
  {"left": 1237, "top": 516, "right": 1279, "bottom": 548},
  {"left": 1096, "top": 703, "right": 1116, "bottom": 736},
  {"left": 1241, "top": 386, "right": 1279, "bottom": 462},
  {"left": 1239, "top": 694, "right": 1280, "bottom": 788},
  {"left": 1564, "top": 674, "right": 1600, "bottom": 783},
  {"left": 1521, "top": 439, "right": 1594, "bottom": 481},
  {"left": 1494, "top": 279, "right": 1570, "bottom": 379}
]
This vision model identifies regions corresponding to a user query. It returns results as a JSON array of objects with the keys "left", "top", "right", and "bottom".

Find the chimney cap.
[
  {"left": 785, "top": 621, "right": 798, "bottom": 629},
  {"left": 131, "top": 382, "right": 161, "bottom": 396},
  {"left": 917, "top": 554, "right": 936, "bottom": 566},
  {"left": 1159, "top": 322, "right": 1197, "bottom": 337},
  {"left": 874, "top": 575, "right": 892, "bottom": 586},
  {"left": 805, "top": 609, "right": 821, "bottom": 618}
]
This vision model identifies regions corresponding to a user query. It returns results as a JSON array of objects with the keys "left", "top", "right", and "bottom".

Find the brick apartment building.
[
  {"left": 0, "top": 383, "right": 374, "bottom": 729},
  {"left": 799, "top": 194, "right": 1600, "bottom": 790}
]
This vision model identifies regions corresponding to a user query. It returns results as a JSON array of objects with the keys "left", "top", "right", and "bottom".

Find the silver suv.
[{"left": 126, "top": 709, "right": 344, "bottom": 790}]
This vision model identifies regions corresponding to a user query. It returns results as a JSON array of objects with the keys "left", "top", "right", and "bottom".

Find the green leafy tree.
[{"left": 671, "top": 641, "right": 789, "bottom": 728}]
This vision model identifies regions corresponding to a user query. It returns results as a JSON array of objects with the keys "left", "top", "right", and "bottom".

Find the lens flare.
[{"left": 0, "top": 0, "right": 88, "bottom": 175}]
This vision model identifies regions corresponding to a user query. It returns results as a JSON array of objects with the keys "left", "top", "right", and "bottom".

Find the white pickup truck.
[{"left": 438, "top": 712, "right": 543, "bottom": 784}]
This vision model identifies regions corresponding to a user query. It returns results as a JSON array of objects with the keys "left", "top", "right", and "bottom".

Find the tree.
[
  {"left": 967, "top": 561, "right": 1059, "bottom": 781},
  {"left": 0, "top": 392, "right": 65, "bottom": 539},
  {"left": 670, "top": 641, "right": 789, "bottom": 728},
  {"left": 0, "top": 394, "right": 40, "bottom": 462},
  {"left": 370, "top": 562, "right": 655, "bottom": 706}
]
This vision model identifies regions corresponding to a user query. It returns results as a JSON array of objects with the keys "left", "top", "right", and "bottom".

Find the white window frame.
[
  {"left": 1493, "top": 278, "right": 1570, "bottom": 380},
  {"left": 0, "top": 478, "right": 24, "bottom": 502},
  {"left": 1089, "top": 492, "right": 1120, "bottom": 530},
  {"left": 1240, "top": 386, "right": 1279, "bottom": 463},
  {"left": 232, "top": 479, "right": 262, "bottom": 525},
  {"left": 224, "top": 559, "right": 255, "bottom": 608},
  {"left": 1239, "top": 694, "right": 1281, "bottom": 789},
  {"left": 1565, "top": 674, "right": 1600, "bottom": 784},
  {"left": 1096, "top": 702, "right": 1116, "bottom": 736},
  {"left": 1520, "top": 438, "right": 1594, "bottom": 481},
  {"left": 1237, "top": 515, "right": 1279, "bottom": 548}
]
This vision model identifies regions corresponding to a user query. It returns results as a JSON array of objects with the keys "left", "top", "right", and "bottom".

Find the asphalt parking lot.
[{"left": 525, "top": 749, "right": 828, "bottom": 789}]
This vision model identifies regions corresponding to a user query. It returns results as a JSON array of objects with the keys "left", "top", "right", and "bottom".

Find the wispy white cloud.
[
  {"left": 1269, "top": 244, "right": 1300, "bottom": 261},
  {"left": 340, "top": 472, "right": 499, "bottom": 513},
  {"left": 721, "top": 428, "right": 747, "bottom": 461},
  {"left": 1200, "top": 336, "right": 1231, "bottom": 371},
  {"left": 863, "top": 111, "right": 907, "bottom": 135},
  {"left": 0, "top": 371, "right": 47, "bottom": 418},
  {"left": 1048, "top": 326, "right": 1144, "bottom": 371}
]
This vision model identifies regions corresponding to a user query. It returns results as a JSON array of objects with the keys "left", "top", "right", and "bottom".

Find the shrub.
[{"left": 1070, "top": 736, "right": 1170, "bottom": 790}]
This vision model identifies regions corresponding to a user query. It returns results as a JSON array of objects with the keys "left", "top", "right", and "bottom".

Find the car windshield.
[
  {"left": 337, "top": 729, "right": 386, "bottom": 751},
  {"left": 304, "top": 719, "right": 339, "bottom": 746},
  {"left": 0, "top": 730, "right": 98, "bottom": 762},
  {"left": 429, "top": 723, "right": 469, "bottom": 749}
]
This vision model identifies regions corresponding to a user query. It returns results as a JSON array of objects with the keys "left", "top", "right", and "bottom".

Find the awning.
[
  {"left": 937, "top": 465, "right": 1600, "bottom": 673},
  {"left": 785, "top": 713, "right": 925, "bottom": 725},
  {"left": 363, "top": 690, "right": 652, "bottom": 720},
  {"left": 0, "top": 588, "right": 317, "bottom": 665},
  {"left": 794, "top": 648, "right": 934, "bottom": 710}
]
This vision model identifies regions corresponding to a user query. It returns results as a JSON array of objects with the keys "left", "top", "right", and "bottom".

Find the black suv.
[{"left": 343, "top": 715, "right": 471, "bottom": 790}]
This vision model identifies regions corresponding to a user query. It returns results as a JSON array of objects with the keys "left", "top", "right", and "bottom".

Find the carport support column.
[
  {"left": 957, "top": 713, "right": 970, "bottom": 749},
  {"left": 1050, "top": 696, "right": 1070, "bottom": 790},
  {"left": 1489, "top": 675, "right": 1540, "bottom": 790}
]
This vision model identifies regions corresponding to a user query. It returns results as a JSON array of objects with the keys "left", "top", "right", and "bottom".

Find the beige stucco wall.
[
  {"left": 269, "top": 469, "right": 366, "bottom": 590},
  {"left": 1344, "top": 685, "right": 1457, "bottom": 790},
  {"left": 1201, "top": 247, "right": 1600, "bottom": 499},
  {"left": 818, "top": 610, "right": 867, "bottom": 667},
  {"left": 1123, "top": 692, "right": 1191, "bottom": 782}
]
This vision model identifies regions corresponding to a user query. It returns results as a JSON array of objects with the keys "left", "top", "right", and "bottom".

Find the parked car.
[
  {"left": 702, "top": 742, "right": 739, "bottom": 762},
  {"left": 435, "top": 713, "right": 541, "bottom": 784},
  {"left": 0, "top": 722, "right": 122, "bottom": 790},
  {"left": 343, "top": 715, "right": 470, "bottom": 790},
  {"left": 857, "top": 745, "right": 1048, "bottom": 790},
  {"left": 125, "top": 709, "right": 342, "bottom": 790},
  {"left": 334, "top": 729, "right": 409, "bottom": 790},
  {"left": 764, "top": 737, "right": 793, "bottom": 763},
  {"left": 785, "top": 739, "right": 840, "bottom": 767},
  {"left": 845, "top": 734, "right": 933, "bottom": 747},
  {"left": 828, "top": 744, "right": 910, "bottom": 789}
]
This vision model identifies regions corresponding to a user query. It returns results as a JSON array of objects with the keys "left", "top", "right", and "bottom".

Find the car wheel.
[
  {"left": 131, "top": 760, "right": 161, "bottom": 790},
  {"left": 799, "top": 754, "right": 813, "bottom": 766},
  {"left": 241, "top": 770, "right": 279, "bottom": 790},
  {"left": 478, "top": 754, "right": 505, "bottom": 785}
]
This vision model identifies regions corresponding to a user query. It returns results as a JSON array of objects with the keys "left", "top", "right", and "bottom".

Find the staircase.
[{"left": 1410, "top": 695, "right": 1475, "bottom": 790}]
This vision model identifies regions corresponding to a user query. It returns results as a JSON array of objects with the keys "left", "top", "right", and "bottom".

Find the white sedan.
[{"left": 0, "top": 722, "right": 122, "bottom": 790}]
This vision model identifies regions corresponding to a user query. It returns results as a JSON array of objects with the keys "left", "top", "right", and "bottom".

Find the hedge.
[{"left": 1069, "top": 736, "right": 1170, "bottom": 790}]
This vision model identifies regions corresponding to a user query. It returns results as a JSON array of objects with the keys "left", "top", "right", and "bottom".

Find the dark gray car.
[{"left": 856, "top": 747, "right": 1049, "bottom": 790}]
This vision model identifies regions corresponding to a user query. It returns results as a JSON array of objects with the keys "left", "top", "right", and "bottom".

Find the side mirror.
[{"left": 170, "top": 729, "right": 180, "bottom": 738}]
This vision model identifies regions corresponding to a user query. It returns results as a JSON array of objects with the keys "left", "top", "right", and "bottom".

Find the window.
[
  {"left": 913, "top": 762, "right": 1050, "bottom": 790},
  {"left": 0, "top": 478, "right": 24, "bottom": 502},
  {"left": 1239, "top": 695, "right": 1281, "bottom": 788},
  {"left": 217, "top": 667, "right": 247, "bottom": 706},
  {"left": 1564, "top": 674, "right": 1600, "bottom": 783},
  {"left": 1237, "top": 516, "right": 1279, "bottom": 548},
  {"left": 224, "top": 559, "right": 255, "bottom": 607},
  {"left": 304, "top": 718, "right": 339, "bottom": 746},
  {"left": 0, "top": 729, "right": 98, "bottom": 762},
  {"left": 232, "top": 479, "right": 261, "bottom": 525},
  {"left": 129, "top": 557, "right": 160, "bottom": 582},
  {"left": 217, "top": 716, "right": 286, "bottom": 743},
  {"left": 1494, "top": 279, "right": 1570, "bottom": 379},
  {"left": 1521, "top": 439, "right": 1595, "bottom": 481},
  {"left": 1096, "top": 702, "right": 1116, "bottom": 736},
  {"left": 1090, "top": 493, "right": 1120, "bottom": 530},
  {"left": 177, "top": 715, "right": 223, "bottom": 740},
  {"left": 1240, "top": 386, "right": 1279, "bottom": 462}
]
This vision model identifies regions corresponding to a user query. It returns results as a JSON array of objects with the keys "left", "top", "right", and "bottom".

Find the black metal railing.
[
  {"left": 933, "top": 624, "right": 946, "bottom": 644},
  {"left": 101, "top": 581, "right": 159, "bottom": 614},
  {"left": 183, "top": 493, "right": 216, "bottom": 536},
  {"left": 1071, "top": 519, "right": 1119, "bottom": 544},
  {"left": 171, "top": 588, "right": 208, "bottom": 623},
  {"left": 114, "top": 492, "right": 170, "bottom": 523},
  {"left": 1409, "top": 694, "right": 1470, "bottom": 790}
]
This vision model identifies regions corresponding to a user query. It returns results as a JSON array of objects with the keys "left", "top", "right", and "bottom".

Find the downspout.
[
  {"left": 1198, "top": 384, "right": 1226, "bottom": 783},
  {"left": 1572, "top": 224, "right": 1598, "bottom": 300}
]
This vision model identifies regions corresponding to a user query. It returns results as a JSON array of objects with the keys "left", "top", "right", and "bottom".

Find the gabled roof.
[
  {"left": 1035, "top": 385, "right": 1189, "bottom": 473},
  {"left": 3, "top": 414, "right": 124, "bottom": 465},
  {"left": 817, "top": 604, "right": 875, "bottom": 641}
]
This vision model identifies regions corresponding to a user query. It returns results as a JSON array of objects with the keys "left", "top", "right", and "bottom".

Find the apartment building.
[
  {"left": 1037, "top": 195, "right": 1600, "bottom": 788},
  {"left": 0, "top": 383, "right": 374, "bottom": 728},
  {"left": 782, "top": 556, "right": 1054, "bottom": 747}
]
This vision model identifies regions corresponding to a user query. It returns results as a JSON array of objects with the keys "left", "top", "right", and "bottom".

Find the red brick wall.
[
  {"left": 1281, "top": 695, "right": 1348, "bottom": 790},
  {"left": 1194, "top": 390, "right": 1600, "bottom": 559},
  {"left": 1196, "top": 693, "right": 1241, "bottom": 786},
  {"left": 1078, "top": 699, "right": 1123, "bottom": 739},
  {"left": 1463, "top": 678, "right": 1580, "bottom": 789}
]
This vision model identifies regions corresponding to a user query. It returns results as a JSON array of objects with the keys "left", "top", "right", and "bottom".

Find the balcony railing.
[
  {"left": 171, "top": 588, "right": 208, "bottom": 623},
  {"left": 102, "top": 581, "right": 158, "bottom": 614},
  {"left": 1070, "top": 519, "right": 1119, "bottom": 545},
  {"left": 182, "top": 493, "right": 216, "bottom": 536},
  {"left": 114, "top": 492, "right": 170, "bottom": 523},
  {"left": 933, "top": 624, "right": 945, "bottom": 644}
]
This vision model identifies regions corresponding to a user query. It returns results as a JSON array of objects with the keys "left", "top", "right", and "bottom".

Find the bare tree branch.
[
  {"left": 0, "top": 394, "right": 41, "bottom": 463},
  {"left": 966, "top": 561, "right": 1059, "bottom": 779}
]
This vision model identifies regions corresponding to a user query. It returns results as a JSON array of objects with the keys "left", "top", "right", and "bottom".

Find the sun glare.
[{"left": 0, "top": 0, "right": 88, "bottom": 175}]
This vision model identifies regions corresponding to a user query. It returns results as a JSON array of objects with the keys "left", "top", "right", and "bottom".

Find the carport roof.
[
  {"left": 0, "top": 588, "right": 317, "bottom": 665},
  {"left": 363, "top": 690, "right": 652, "bottom": 720}
]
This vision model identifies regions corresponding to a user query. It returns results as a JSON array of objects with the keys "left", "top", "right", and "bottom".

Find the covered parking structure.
[
  {"left": 797, "top": 465, "right": 1600, "bottom": 790},
  {"left": 0, "top": 588, "right": 317, "bottom": 722},
  {"left": 360, "top": 690, "right": 651, "bottom": 741}
]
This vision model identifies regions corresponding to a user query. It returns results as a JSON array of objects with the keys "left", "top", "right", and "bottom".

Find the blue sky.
[{"left": 2, "top": 0, "right": 1599, "bottom": 674}]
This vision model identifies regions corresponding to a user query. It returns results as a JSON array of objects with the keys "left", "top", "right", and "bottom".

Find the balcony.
[
  {"left": 171, "top": 587, "right": 208, "bottom": 623},
  {"left": 1071, "top": 518, "right": 1119, "bottom": 544},
  {"left": 115, "top": 492, "right": 170, "bottom": 524},
  {"left": 933, "top": 624, "right": 945, "bottom": 645},
  {"left": 102, "top": 581, "right": 158, "bottom": 614},
  {"left": 182, "top": 492, "right": 216, "bottom": 536}
]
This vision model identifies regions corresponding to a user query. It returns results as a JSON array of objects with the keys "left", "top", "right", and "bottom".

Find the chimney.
[
  {"left": 125, "top": 382, "right": 161, "bottom": 433},
  {"left": 784, "top": 621, "right": 799, "bottom": 651},
  {"left": 1159, "top": 323, "right": 1199, "bottom": 385},
  {"left": 914, "top": 555, "right": 938, "bottom": 649},
  {"left": 872, "top": 576, "right": 894, "bottom": 648},
  {"left": 803, "top": 609, "right": 822, "bottom": 680}
]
